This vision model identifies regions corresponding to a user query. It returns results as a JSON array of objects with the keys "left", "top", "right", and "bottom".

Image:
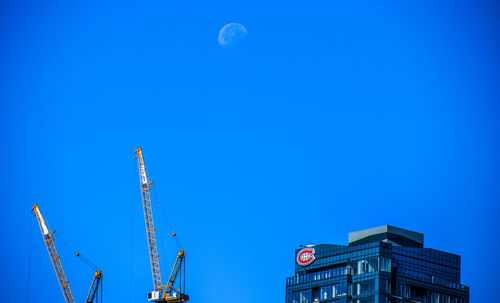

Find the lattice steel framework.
[
  {"left": 85, "top": 269, "right": 103, "bottom": 303},
  {"left": 135, "top": 148, "right": 163, "bottom": 290},
  {"left": 32, "top": 204, "right": 76, "bottom": 303}
]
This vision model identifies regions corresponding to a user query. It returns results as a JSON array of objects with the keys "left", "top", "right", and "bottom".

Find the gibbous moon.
[{"left": 218, "top": 23, "right": 247, "bottom": 47}]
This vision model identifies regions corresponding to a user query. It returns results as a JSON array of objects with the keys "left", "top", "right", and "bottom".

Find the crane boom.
[
  {"left": 85, "top": 269, "right": 103, "bottom": 303},
  {"left": 135, "top": 148, "right": 163, "bottom": 290},
  {"left": 135, "top": 148, "right": 189, "bottom": 303},
  {"left": 32, "top": 204, "right": 76, "bottom": 303},
  {"left": 166, "top": 250, "right": 185, "bottom": 293}
]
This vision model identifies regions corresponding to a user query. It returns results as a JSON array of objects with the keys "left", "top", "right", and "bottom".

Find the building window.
[
  {"left": 291, "top": 290, "right": 312, "bottom": 303},
  {"left": 379, "top": 279, "right": 390, "bottom": 294},
  {"left": 399, "top": 285, "right": 410, "bottom": 299},
  {"left": 379, "top": 295, "right": 391, "bottom": 303},
  {"left": 356, "top": 279, "right": 375, "bottom": 296},
  {"left": 320, "top": 286, "right": 330, "bottom": 300},
  {"left": 337, "top": 282, "right": 347, "bottom": 297},
  {"left": 380, "top": 256, "right": 391, "bottom": 272},
  {"left": 299, "top": 290, "right": 311, "bottom": 303},
  {"left": 317, "top": 282, "right": 347, "bottom": 300},
  {"left": 356, "top": 257, "right": 378, "bottom": 274},
  {"left": 356, "top": 295, "right": 375, "bottom": 303}
]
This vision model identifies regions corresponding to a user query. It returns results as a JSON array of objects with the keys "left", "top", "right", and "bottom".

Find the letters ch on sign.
[{"left": 296, "top": 248, "right": 316, "bottom": 266}]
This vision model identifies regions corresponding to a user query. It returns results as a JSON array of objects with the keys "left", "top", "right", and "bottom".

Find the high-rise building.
[{"left": 285, "top": 225, "right": 469, "bottom": 303}]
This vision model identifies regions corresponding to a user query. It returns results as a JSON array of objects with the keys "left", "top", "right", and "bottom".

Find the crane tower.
[{"left": 135, "top": 148, "right": 189, "bottom": 303}]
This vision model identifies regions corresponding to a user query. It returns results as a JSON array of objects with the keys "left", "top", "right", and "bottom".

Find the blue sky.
[{"left": 1, "top": 0, "right": 499, "bottom": 302}]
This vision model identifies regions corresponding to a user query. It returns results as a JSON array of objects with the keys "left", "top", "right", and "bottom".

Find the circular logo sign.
[{"left": 296, "top": 248, "right": 316, "bottom": 266}]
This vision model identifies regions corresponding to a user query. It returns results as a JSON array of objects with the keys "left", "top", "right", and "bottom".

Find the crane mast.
[
  {"left": 135, "top": 148, "right": 189, "bottom": 303},
  {"left": 32, "top": 204, "right": 76, "bottom": 303},
  {"left": 135, "top": 148, "right": 163, "bottom": 291}
]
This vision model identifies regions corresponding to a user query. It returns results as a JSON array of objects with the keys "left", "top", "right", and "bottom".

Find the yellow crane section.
[
  {"left": 32, "top": 204, "right": 103, "bottom": 303},
  {"left": 76, "top": 252, "right": 103, "bottom": 303},
  {"left": 135, "top": 148, "right": 189, "bottom": 303},
  {"left": 32, "top": 204, "right": 76, "bottom": 303}
]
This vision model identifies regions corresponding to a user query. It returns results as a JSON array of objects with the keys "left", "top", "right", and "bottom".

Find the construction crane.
[
  {"left": 76, "top": 253, "right": 103, "bottom": 303},
  {"left": 32, "top": 204, "right": 103, "bottom": 303},
  {"left": 135, "top": 148, "right": 189, "bottom": 303}
]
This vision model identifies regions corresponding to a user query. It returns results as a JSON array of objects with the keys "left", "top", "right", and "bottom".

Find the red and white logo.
[{"left": 296, "top": 247, "right": 316, "bottom": 266}]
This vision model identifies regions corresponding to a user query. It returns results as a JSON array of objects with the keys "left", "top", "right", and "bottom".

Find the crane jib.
[
  {"left": 32, "top": 204, "right": 76, "bottom": 303},
  {"left": 32, "top": 204, "right": 103, "bottom": 303},
  {"left": 135, "top": 148, "right": 189, "bottom": 303}
]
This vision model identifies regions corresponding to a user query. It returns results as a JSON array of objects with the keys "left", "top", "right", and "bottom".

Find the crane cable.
[
  {"left": 75, "top": 252, "right": 99, "bottom": 272},
  {"left": 155, "top": 194, "right": 186, "bottom": 293},
  {"left": 129, "top": 151, "right": 137, "bottom": 303},
  {"left": 63, "top": 241, "right": 104, "bottom": 303},
  {"left": 29, "top": 209, "right": 79, "bottom": 300},
  {"left": 26, "top": 212, "right": 33, "bottom": 303},
  {"left": 144, "top": 157, "right": 168, "bottom": 271},
  {"left": 28, "top": 209, "right": 103, "bottom": 302},
  {"left": 142, "top": 152, "right": 185, "bottom": 293},
  {"left": 53, "top": 232, "right": 81, "bottom": 296},
  {"left": 100, "top": 274, "right": 103, "bottom": 303},
  {"left": 75, "top": 252, "right": 103, "bottom": 303},
  {"left": 55, "top": 231, "right": 106, "bottom": 302},
  {"left": 143, "top": 153, "right": 183, "bottom": 251},
  {"left": 55, "top": 233, "right": 102, "bottom": 274},
  {"left": 153, "top": 188, "right": 184, "bottom": 250}
]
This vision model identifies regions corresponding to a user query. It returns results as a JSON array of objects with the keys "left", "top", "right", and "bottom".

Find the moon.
[{"left": 218, "top": 23, "right": 247, "bottom": 47}]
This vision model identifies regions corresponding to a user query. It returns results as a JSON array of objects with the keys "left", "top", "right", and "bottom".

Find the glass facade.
[{"left": 285, "top": 226, "right": 469, "bottom": 303}]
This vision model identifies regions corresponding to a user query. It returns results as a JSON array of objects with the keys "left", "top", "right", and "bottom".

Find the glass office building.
[{"left": 285, "top": 225, "right": 469, "bottom": 303}]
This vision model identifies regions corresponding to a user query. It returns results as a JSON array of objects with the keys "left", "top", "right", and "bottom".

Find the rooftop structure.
[
  {"left": 348, "top": 225, "right": 423, "bottom": 248},
  {"left": 285, "top": 225, "right": 469, "bottom": 303}
]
